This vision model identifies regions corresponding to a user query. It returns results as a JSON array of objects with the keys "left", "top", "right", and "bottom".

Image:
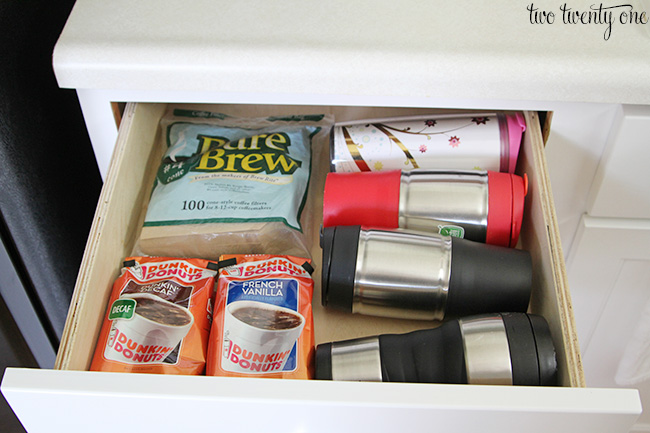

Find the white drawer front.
[{"left": 1, "top": 368, "right": 642, "bottom": 433}]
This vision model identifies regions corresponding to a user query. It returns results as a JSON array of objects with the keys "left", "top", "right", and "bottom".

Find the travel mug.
[
  {"left": 321, "top": 226, "right": 532, "bottom": 320},
  {"left": 315, "top": 312, "right": 557, "bottom": 386},
  {"left": 323, "top": 169, "right": 527, "bottom": 248},
  {"left": 330, "top": 112, "right": 526, "bottom": 173}
]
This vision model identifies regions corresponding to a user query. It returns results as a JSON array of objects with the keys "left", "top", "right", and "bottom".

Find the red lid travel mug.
[{"left": 323, "top": 169, "right": 527, "bottom": 248}]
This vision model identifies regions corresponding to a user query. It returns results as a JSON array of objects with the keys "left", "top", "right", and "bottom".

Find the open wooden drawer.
[{"left": 1, "top": 103, "right": 642, "bottom": 433}]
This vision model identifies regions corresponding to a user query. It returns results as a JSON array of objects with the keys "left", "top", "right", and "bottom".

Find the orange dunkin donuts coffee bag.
[
  {"left": 207, "top": 254, "right": 315, "bottom": 379},
  {"left": 91, "top": 257, "right": 218, "bottom": 375}
]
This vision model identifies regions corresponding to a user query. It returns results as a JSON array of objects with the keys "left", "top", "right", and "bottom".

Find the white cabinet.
[
  {"left": 566, "top": 106, "right": 650, "bottom": 431},
  {"left": 0, "top": 103, "right": 641, "bottom": 433},
  {"left": 3, "top": 1, "right": 649, "bottom": 431},
  {"left": 587, "top": 105, "right": 650, "bottom": 220}
]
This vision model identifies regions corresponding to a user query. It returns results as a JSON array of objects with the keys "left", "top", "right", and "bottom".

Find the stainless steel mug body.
[
  {"left": 354, "top": 228, "right": 452, "bottom": 320},
  {"left": 399, "top": 170, "right": 489, "bottom": 242}
]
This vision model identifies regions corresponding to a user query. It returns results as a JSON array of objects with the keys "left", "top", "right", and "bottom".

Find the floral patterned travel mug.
[{"left": 330, "top": 112, "right": 526, "bottom": 174}]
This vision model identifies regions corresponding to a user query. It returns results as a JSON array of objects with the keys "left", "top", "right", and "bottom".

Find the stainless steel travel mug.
[
  {"left": 323, "top": 169, "right": 527, "bottom": 247},
  {"left": 315, "top": 312, "right": 557, "bottom": 387},
  {"left": 321, "top": 226, "right": 532, "bottom": 320}
]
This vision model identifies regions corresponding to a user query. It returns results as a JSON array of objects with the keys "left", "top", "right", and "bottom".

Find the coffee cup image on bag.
[
  {"left": 222, "top": 300, "right": 305, "bottom": 374},
  {"left": 104, "top": 293, "right": 194, "bottom": 364}
]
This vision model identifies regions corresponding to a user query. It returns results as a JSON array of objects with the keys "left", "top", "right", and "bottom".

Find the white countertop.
[{"left": 53, "top": 0, "right": 650, "bottom": 106}]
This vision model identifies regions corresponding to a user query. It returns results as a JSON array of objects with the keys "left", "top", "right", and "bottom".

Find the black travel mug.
[
  {"left": 321, "top": 226, "right": 532, "bottom": 320},
  {"left": 315, "top": 312, "right": 557, "bottom": 386}
]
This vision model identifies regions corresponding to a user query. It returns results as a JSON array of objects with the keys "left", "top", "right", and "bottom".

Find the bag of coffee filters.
[
  {"left": 91, "top": 257, "right": 218, "bottom": 375},
  {"left": 134, "top": 109, "right": 332, "bottom": 260},
  {"left": 207, "top": 254, "right": 315, "bottom": 379}
]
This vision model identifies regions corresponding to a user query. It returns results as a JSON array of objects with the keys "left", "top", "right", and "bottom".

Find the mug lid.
[
  {"left": 486, "top": 171, "right": 527, "bottom": 247},
  {"left": 320, "top": 226, "right": 361, "bottom": 311}
]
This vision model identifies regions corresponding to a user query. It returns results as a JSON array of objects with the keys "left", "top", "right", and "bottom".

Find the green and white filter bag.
[{"left": 135, "top": 109, "right": 332, "bottom": 260}]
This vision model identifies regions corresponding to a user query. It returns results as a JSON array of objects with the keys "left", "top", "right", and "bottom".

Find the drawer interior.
[{"left": 56, "top": 102, "right": 583, "bottom": 388}]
